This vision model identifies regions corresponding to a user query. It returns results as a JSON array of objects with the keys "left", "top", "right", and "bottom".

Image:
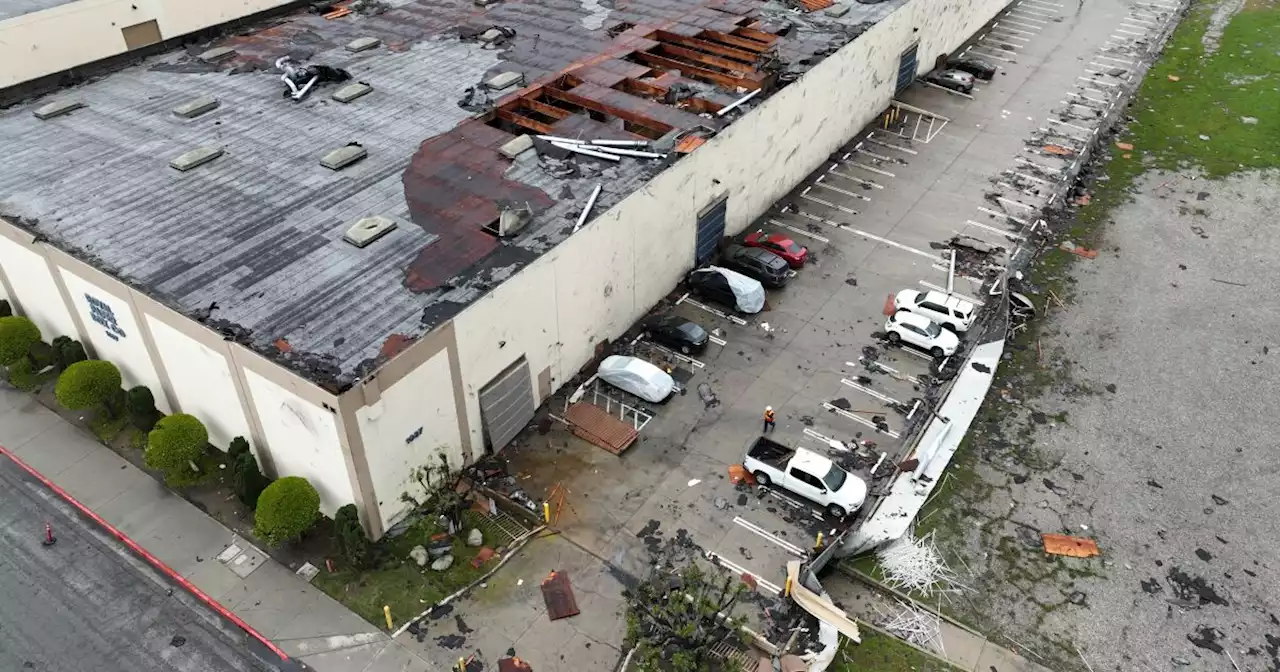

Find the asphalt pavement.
[{"left": 0, "top": 452, "right": 290, "bottom": 672}]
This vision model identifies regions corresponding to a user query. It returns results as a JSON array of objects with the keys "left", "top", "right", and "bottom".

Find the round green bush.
[
  {"left": 55, "top": 360, "right": 122, "bottom": 410},
  {"left": 254, "top": 477, "right": 320, "bottom": 546},
  {"left": 0, "top": 316, "right": 41, "bottom": 365},
  {"left": 144, "top": 414, "right": 208, "bottom": 479}
]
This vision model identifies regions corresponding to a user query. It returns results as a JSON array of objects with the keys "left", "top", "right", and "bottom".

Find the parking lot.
[{"left": 394, "top": 0, "right": 1191, "bottom": 665}]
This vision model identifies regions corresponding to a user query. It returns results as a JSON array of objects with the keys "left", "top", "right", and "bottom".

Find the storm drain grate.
[{"left": 472, "top": 509, "right": 530, "bottom": 547}]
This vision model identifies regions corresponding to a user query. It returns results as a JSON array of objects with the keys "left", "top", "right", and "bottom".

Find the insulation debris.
[
  {"left": 875, "top": 530, "right": 962, "bottom": 599},
  {"left": 873, "top": 600, "right": 945, "bottom": 653}
]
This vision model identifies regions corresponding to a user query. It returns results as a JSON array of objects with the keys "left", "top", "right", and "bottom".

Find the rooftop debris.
[
  {"left": 275, "top": 56, "right": 351, "bottom": 101},
  {"left": 874, "top": 600, "right": 945, "bottom": 653},
  {"left": 875, "top": 530, "right": 962, "bottom": 599},
  {"left": 540, "top": 571, "right": 581, "bottom": 620},
  {"left": 1042, "top": 534, "right": 1101, "bottom": 558},
  {"left": 1058, "top": 241, "right": 1099, "bottom": 259}
]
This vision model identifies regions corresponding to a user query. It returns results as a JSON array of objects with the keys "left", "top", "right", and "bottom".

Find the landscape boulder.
[{"left": 409, "top": 545, "right": 429, "bottom": 567}]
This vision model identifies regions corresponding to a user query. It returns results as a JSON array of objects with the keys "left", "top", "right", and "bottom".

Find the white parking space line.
[
  {"left": 994, "top": 195, "right": 1037, "bottom": 211},
  {"left": 1020, "top": 0, "right": 1063, "bottom": 7},
  {"left": 998, "top": 18, "right": 1046, "bottom": 31},
  {"left": 1079, "top": 76, "right": 1120, "bottom": 88},
  {"left": 1066, "top": 91, "right": 1110, "bottom": 107},
  {"left": 865, "top": 135, "right": 918, "bottom": 155},
  {"left": 1085, "top": 69, "right": 1132, "bottom": 82},
  {"left": 1088, "top": 61, "right": 1129, "bottom": 71},
  {"left": 794, "top": 211, "right": 939, "bottom": 260},
  {"left": 733, "top": 517, "right": 806, "bottom": 557},
  {"left": 1122, "top": 17, "right": 1158, "bottom": 26},
  {"left": 920, "top": 79, "right": 977, "bottom": 98},
  {"left": 965, "top": 48, "right": 1016, "bottom": 63},
  {"left": 675, "top": 293, "right": 748, "bottom": 326},
  {"left": 828, "top": 165, "right": 886, "bottom": 189},
  {"left": 841, "top": 378, "right": 904, "bottom": 406},
  {"left": 987, "top": 29, "right": 1032, "bottom": 42},
  {"left": 707, "top": 552, "right": 783, "bottom": 595},
  {"left": 1046, "top": 119, "right": 1094, "bottom": 139},
  {"left": 821, "top": 402, "right": 902, "bottom": 439},
  {"left": 854, "top": 147, "right": 893, "bottom": 162},
  {"left": 803, "top": 427, "right": 836, "bottom": 446},
  {"left": 644, "top": 341, "right": 706, "bottom": 369},
  {"left": 965, "top": 218, "right": 1026, "bottom": 241},
  {"left": 842, "top": 160, "right": 896, "bottom": 178},
  {"left": 801, "top": 189, "right": 859, "bottom": 216},
  {"left": 1009, "top": 6, "right": 1058, "bottom": 17},
  {"left": 1005, "top": 12, "right": 1051, "bottom": 23},
  {"left": 978, "top": 41, "right": 1021, "bottom": 54},
  {"left": 977, "top": 205, "right": 1029, "bottom": 224},
  {"left": 1006, "top": 168, "right": 1052, "bottom": 185},
  {"left": 1114, "top": 27, "right": 1147, "bottom": 35},
  {"left": 894, "top": 345, "right": 935, "bottom": 362},
  {"left": 919, "top": 282, "right": 983, "bottom": 306},
  {"left": 991, "top": 22, "right": 1037, "bottom": 35},
  {"left": 815, "top": 176, "right": 872, "bottom": 201},
  {"left": 851, "top": 359, "right": 923, "bottom": 385},
  {"left": 769, "top": 219, "right": 830, "bottom": 244}
]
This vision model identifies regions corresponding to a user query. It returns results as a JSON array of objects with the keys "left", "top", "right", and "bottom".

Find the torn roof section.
[{"left": 0, "top": 0, "right": 905, "bottom": 391}]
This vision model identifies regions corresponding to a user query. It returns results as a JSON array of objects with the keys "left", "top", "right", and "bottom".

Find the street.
[{"left": 0, "top": 451, "right": 291, "bottom": 672}]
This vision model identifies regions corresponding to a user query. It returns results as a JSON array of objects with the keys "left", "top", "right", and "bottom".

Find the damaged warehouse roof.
[{"left": 0, "top": 0, "right": 905, "bottom": 391}]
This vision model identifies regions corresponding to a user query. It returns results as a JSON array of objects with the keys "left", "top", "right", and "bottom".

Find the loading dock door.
[
  {"left": 695, "top": 197, "right": 728, "bottom": 265},
  {"left": 896, "top": 43, "right": 919, "bottom": 93},
  {"left": 478, "top": 357, "right": 536, "bottom": 452}
]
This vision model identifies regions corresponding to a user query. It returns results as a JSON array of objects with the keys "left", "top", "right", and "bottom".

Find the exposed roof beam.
[
  {"left": 700, "top": 29, "right": 773, "bottom": 53},
  {"left": 630, "top": 51, "right": 763, "bottom": 90},
  {"left": 524, "top": 99, "right": 572, "bottom": 120},
  {"left": 539, "top": 86, "right": 673, "bottom": 135},
  {"left": 656, "top": 43, "right": 757, "bottom": 74},
  {"left": 654, "top": 31, "right": 762, "bottom": 63},
  {"left": 497, "top": 109, "right": 555, "bottom": 134}
]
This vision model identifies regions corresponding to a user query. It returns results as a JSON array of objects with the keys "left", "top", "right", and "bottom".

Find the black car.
[
  {"left": 925, "top": 69, "right": 975, "bottom": 94},
  {"left": 642, "top": 315, "right": 710, "bottom": 354},
  {"left": 721, "top": 244, "right": 790, "bottom": 288},
  {"left": 947, "top": 56, "right": 997, "bottom": 81}
]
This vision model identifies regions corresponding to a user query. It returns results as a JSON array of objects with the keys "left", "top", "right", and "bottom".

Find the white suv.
[
  {"left": 893, "top": 289, "right": 977, "bottom": 332},
  {"left": 885, "top": 310, "right": 960, "bottom": 358}
]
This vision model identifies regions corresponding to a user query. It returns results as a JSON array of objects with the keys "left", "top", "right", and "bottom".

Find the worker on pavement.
[{"left": 763, "top": 406, "right": 776, "bottom": 433}]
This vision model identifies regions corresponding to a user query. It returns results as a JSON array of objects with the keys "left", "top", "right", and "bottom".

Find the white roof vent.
[
  {"left": 33, "top": 100, "right": 85, "bottom": 120},
  {"left": 346, "top": 37, "right": 381, "bottom": 53},
  {"left": 320, "top": 143, "right": 367, "bottom": 170},
  {"left": 344, "top": 215, "right": 398, "bottom": 248},
  {"left": 170, "top": 146, "right": 224, "bottom": 171},
  {"left": 497, "top": 204, "right": 532, "bottom": 237},
  {"left": 332, "top": 82, "right": 373, "bottom": 103},
  {"left": 173, "top": 96, "right": 219, "bottom": 119}
]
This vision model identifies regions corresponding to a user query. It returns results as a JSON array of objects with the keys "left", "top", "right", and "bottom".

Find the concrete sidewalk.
[{"left": 0, "top": 383, "right": 430, "bottom": 672}]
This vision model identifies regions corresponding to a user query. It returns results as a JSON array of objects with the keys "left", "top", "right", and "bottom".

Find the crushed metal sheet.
[
  {"left": 1042, "top": 534, "right": 1101, "bottom": 558},
  {"left": 540, "top": 571, "right": 580, "bottom": 620}
]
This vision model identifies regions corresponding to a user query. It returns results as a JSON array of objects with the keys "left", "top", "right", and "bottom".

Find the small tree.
[
  {"left": 227, "top": 436, "right": 251, "bottom": 462},
  {"left": 400, "top": 451, "right": 464, "bottom": 527},
  {"left": 55, "top": 360, "right": 122, "bottom": 411},
  {"left": 334, "top": 503, "right": 370, "bottom": 569},
  {"left": 0, "top": 316, "right": 41, "bottom": 365},
  {"left": 233, "top": 452, "right": 270, "bottom": 509},
  {"left": 254, "top": 476, "right": 320, "bottom": 546},
  {"left": 144, "top": 413, "right": 209, "bottom": 486},
  {"left": 125, "top": 386, "right": 160, "bottom": 431},
  {"left": 53, "top": 337, "right": 88, "bottom": 370}
]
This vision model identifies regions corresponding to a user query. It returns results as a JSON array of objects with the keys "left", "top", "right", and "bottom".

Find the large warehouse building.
[{"left": 0, "top": 0, "right": 1006, "bottom": 537}]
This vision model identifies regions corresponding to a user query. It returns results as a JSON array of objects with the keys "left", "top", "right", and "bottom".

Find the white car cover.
[
  {"left": 597, "top": 355, "right": 675, "bottom": 403},
  {"left": 709, "top": 265, "right": 765, "bottom": 314}
]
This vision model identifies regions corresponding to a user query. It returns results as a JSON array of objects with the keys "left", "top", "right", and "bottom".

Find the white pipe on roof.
[
  {"left": 536, "top": 134, "right": 589, "bottom": 144},
  {"left": 573, "top": 183, "right": 602, "bottom": 233},
  {"left": 589, "top": 139, "right": 650, "bottom": 147},
  {"left": 715, "top": 88, "right": 762, "bottom": 117},
  {"left": 588, "top": 146, "right": 666, "bottom": 159},
  {"left": 548, "top": 141, "right": 621, "bottom": 162}
]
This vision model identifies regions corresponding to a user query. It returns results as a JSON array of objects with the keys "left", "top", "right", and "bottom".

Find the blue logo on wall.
[{"left": 85, "top": 294, "right": 127, "bottom": 341}]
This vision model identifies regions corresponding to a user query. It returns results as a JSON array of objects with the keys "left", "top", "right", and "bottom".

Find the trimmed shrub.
[
  {"left": 55, "top": 360, "right": 122, "bottom": 410},
  {"left": 334, "top": 504, "right": 370, "bottom": 569},
  {"left": 144, "top": 413, "right": 209, "bottom": 486},
  {"left": 0, "top": 316, "right": 41, "bottom": 365},
  {"left": 54, "top": 338, "right": 88, "bottom": 370},
  {"left": 125, "top": 386, "right": 160, "bottom": 431},
  {"left": 6, "top": 358, "right": 38, "bottom": 392},
  {"left": 233, "top": 452, "right": 270, "bottom": 510},
  {"left": 28, "top": 341, "right": 55, "bottom": 369},
  {"left": 254, "top": 476, "right": 320, "bottom": 546},
  {"left": 0, "top": 300, "right": 11, "bottom": 317},
  {"left": 228, "top": 436, "right": 251, "bottom": 462}
]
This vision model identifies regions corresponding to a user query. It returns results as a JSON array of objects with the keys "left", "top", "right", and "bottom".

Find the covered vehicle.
[
  {"left": 743, "top": 437, "right": 867, "bottom": 519},
  {"left": 597, "top": 355, "right": 675, "bottom": 403},
  {"left": 642, "top": 315, "right": 710, "bottom": 354},
  {"left": 925, "top": 68, "right": 975, "bottom": 93},
  {"left": 744, "top": 230, "right": 808, "bottom": 268},
  {"left": 686, "top": 266, "right": 765, "bottom": 314}
]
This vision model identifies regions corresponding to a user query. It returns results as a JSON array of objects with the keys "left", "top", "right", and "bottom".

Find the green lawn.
[
  {"left": 313, "top": 511, "right": 492, "bottom": 629},
  {"left": 830, "top": 634, "right": 960, "bottom": 672}
]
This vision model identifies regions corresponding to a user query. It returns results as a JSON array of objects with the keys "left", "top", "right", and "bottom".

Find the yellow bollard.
[
  {"left": 457, "top": 658, "right": 466, "bottom": 671},
  {"left": 383, "top": 605, "right": 393, "bottom": 630},
  {"left": 814, "top": 531, "right": 824, "bottom": 550},
  {"left": 543, "top": 501, "right": 551, "bottom": 524},
  {"left": 784, "top": 576, "right": 793, "bottom": 597}
]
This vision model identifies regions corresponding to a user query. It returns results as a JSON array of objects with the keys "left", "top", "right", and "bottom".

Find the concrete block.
[
  {"left": 332, "top": 82, "right": 373, "bottom": 103},
  {"left": 486, "top": 71, "right": 523, "bottom": 90},
  {"left": 320, "top": 144, "right": 368, "bottom": 170},
  {"left": 345, "top": 37, "right": 382, "bottom": 52},
  {"left": 499, "top": 135, "right": 534, "bottom": 159},
  {"left": 169, "top": 146, "right": 224, "bottom": 172},
  {"left": 344, "top": 216, "right": 398, "bottom": 248},
  {"left": 826, "top": 3, "right": 850, "bottom": 15},
  {"left": 172, "top": 96, "right": 219, "bottom": 119},
  {"left": 479, "top": 29, "right": 504, "bottom": 43},
  {"left": 198, "top": 46, "right": 237, "bottom": 63},
  {"left": 32, "top": 100, "right": 84, "bottom": 120}
]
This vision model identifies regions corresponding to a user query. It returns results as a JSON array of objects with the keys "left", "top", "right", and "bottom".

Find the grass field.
[{"left": 830, "top": 634, "right": 960, "bottom": 672}]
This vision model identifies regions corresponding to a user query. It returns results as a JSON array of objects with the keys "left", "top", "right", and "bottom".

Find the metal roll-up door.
[
  {"left": 478, "top": 357, "right": 536, "bottom": 451},
  {"left": 896, "top": 43, "right": 919, "bottom": 93},
  {"left": 695, "top": 197, "right": 728, "bottom": 265}
]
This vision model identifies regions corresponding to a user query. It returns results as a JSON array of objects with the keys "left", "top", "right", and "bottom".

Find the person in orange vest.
[{"left": 763, "top": 406, "right": 776, "bottom": 433}]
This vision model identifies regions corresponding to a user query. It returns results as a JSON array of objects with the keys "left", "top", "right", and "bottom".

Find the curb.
[{"left": 0, "top": 443, "right": 294, "bottom": 664}]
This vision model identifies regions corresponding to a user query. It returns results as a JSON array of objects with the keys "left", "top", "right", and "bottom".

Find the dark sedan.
[
  {"left": 642, "top": 315, "right": 710, "bottom": 354},
  {"left": 947, "top": 56, "right": 997, "bottom": 80}
]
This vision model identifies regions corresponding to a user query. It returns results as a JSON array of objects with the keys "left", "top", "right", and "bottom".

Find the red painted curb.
[{"left": 0, "top": 444, "right": 292, "bottom": 663}]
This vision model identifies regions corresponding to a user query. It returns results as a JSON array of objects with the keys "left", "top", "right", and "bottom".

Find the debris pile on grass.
[
  {"left": 875, "top": 530, "right": 962, "bottom": 600},
  {"left": 874, "top": 600, "right": 945, "bottom": 655}
]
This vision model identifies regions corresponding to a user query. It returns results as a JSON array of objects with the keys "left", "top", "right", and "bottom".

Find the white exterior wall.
[
  {"left": 146, "top": 316, "right": 252, "bottom": 450},
  {"left": 0, "top": 0, "right": 298, "bottom": 88},
  {"left": 452, "top": 0, "right": 1006, "bottom": 452},
  {"left": 244, "top": 369, "right": 352, "bottom": 516},
  {"left": 0, "top": 236, "right": 80, "bottom": 342},
  {"left": 57, "top": 267, "right": 171, "bottom": 412},
  {"left": 357, "top": 351, "right": 464, "bottom": 530}
]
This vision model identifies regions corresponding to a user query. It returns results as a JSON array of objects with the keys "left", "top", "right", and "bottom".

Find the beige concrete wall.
[{"left": 0, "top": 0, "right": 297, "bottom": 88}]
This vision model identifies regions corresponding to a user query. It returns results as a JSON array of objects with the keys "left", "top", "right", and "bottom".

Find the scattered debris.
[
  {"left": 687, "top": 479, "right": 701, "bottom": 487},
  {"left": 1042, "top": 534, "right": 1100, "bottom": 558},
  {"left": 466, "top": 528, "right": 484, "bottom": 547},
  {"left": 728, "top": 465, "right": 755, "bottom": 486},
  {"left": 1043, "top": 144, "right": 1075, "bottom": 156},
  {"left": 873, "top": 600, "right": 944, "bottom": 652},
  {"left": 275, "top": 56, "right": 350, "bottom": 101},
  {"left": 1210, "top": 278, "right": 1247, "bottom": 287},
  {"left": 1167, "top": 74, "right": 1180, "bottom": 82},
  {"left": 1059, "top": 241, "right": 1099, "bottom": 259},
  {"left": 876, "top": 530, "right": 961, "bottom": 599},
  {"left": 540, "top": 571, "right": 580, "bottom": 620},
  {"left": 1115, "top": 141, "right": 1135, "bottom": 151}
]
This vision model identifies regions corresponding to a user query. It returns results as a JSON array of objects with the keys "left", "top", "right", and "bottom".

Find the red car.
[{"left": 744, "top": 230, "right": 808, "bottom": 268}]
